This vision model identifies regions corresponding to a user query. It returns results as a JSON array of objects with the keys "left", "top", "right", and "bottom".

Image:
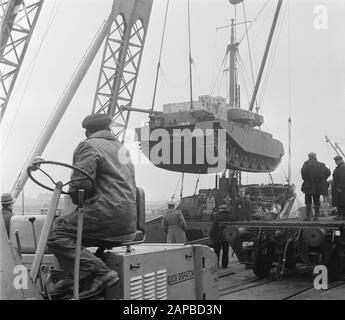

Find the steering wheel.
[{"left": 27, "top": 160, "right": 95, "bottom": 195}]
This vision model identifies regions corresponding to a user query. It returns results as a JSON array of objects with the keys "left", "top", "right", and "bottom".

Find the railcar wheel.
[
  {"left": 252, "top": 241, "right": 275, "bottom": 278},
  {"left": 285, "top": 242, "right": 297, "bottom": 271},
  {"left": 328, "top": 248, "right": 345, "bottom": 281}
]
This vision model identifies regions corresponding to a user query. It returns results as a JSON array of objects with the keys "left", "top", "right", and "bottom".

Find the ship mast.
[
  {"left": 227, "top": 9, "right": 241, "bottom": 194},
  {"left": 229, "top": 19, "right": 239, "bottom": 108}
]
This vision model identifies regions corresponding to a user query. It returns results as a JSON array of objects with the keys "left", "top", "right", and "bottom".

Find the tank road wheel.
[
  {"left": 252, "top": 241, "right": 275, "bottom": 278},
  {"left": 242, "top": 155, "right": 250, "bottom": 169},
  {"left": 232, "top": 147, "right": 241, "bottom": 168},
  {"left": 266, "top": 159, "right": 274, "bottom": 171},
  {"left": 258, "top": 158, "right": 268, "bottom": 171},
  {"left": 226, "top": 141, "right": 234, "bottom": 166},
  {"left": 328, "top": 247, "right": 345, "bottom": 281},
  {"left": 250, "top": 156, "right": 259, "bottom": 170}
]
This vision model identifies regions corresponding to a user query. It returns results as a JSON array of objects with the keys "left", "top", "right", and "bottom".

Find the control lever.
[
  {"left": 28, "top": 216, "right": 44, "bottom": 292},
  {"left": 73, "top": 189, "right": 85, "bottom": 300}
]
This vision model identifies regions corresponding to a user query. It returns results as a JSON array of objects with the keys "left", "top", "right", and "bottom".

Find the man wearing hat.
[
  {"left": 209, "top": 204, "right": 234, "bottom": 269},
  {"left": 161, "top": 201, "right": 187, "bottom": 243},
  {"left": 233, "top": 192, "right": 253, "bottom": 221},
  {"left": 1, "top": 193, "right": 14, "bottom": 237},
  {"left": 301, "top": 152, "right": 331, "bottom": 221},
  {"left": 48, "top": 113, "right": 137, "bottom": 299},
  {"left": 332, "top": 155, "right": 345, "bottom": 220}
]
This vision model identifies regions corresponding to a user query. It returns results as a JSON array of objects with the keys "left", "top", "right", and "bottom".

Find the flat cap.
[
  {"left": 334, "top": 155, "right": 343, "bottom": 161},
  {"left": 1, "top": 193, "right": 13, "bottom": 205},
  {"left": 219, "top": 204, "right": 230, "bottom": 212},
  {"left": 82, "top": 113, "right": 112, "bottom": 132}
]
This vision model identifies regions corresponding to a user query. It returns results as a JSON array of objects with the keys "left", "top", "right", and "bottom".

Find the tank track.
[{"left": 224, "top": 137, "right": 280, "bottom": 173}]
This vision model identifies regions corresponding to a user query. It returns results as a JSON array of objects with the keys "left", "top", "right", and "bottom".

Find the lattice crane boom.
[
  {"left": 0, "top": 0, "right": 44, "bottom": 123},
  {"left": 92, "top": 0, "right": 153, "bottom": 143}
]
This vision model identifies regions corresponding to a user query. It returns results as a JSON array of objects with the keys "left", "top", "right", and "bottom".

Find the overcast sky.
[{"left": 1, "top": 0, "right": 345, "bottom": 203}]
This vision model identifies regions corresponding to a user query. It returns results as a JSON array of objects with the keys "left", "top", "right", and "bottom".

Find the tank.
[{"left": 136, "top": 96, "right": 284, "bottom": 174}]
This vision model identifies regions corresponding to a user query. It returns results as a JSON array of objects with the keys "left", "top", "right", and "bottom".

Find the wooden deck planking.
[
  {"left": 288, "top": 282, "right": 345, "bottom": 300},
  {"left": 219, "top": 276, "right": 313, "bottom": 300}
]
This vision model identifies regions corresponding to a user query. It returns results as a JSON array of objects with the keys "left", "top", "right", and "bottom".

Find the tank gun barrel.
[{"left": 121, "top": 106, "right": 162, "bottom": 115}]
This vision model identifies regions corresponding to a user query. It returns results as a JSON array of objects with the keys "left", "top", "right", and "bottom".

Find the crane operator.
[{"left": 48, "top": 113, "right": 137, "bottom": 299}]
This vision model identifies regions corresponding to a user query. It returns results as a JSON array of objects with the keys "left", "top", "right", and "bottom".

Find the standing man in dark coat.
[
  {"left": 48, "top": 114, "right": 137, "bottom": 299},
  {"left": 301, "top": 152, "right": 331, "bottom": 221},
  {"left": 332, "top": 155, "right": 345, "bottom": 220},
  {"left": 209, "top": 205, "right": 234, "bottom": 269},
  {"left": 234, "top": 192, "right": 253, "bottom": 221}
]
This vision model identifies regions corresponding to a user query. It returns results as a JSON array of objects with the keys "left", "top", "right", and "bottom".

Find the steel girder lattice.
[
  {"left": 92, "top": 0, "right": 153, "bottom": 143},
  {"left": 0, "top": 0, "right": 43, "bottom": 123}
]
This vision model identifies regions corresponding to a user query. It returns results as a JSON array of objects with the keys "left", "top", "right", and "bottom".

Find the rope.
[
  {"left": 237, "top": 51, "right": 251, "bottom": 104},
  {"left": 237, "top": 51, "right": 253, "bottom": 91},
  {"left": 268, "top": 173, "right": 280, "bottom": 211},
  {"left": 192, "top": 61, "right": 202, "bottom": 85},
  {"left": 216, "top": 69, "right": 225, "bottom": 96},
  {"left": 170, "top": 174, "right": 182, "bottom": 202},
  {"left": 242, "top": 1, "right": 257, "bottom": 110},
  {"left": 180, "top": 173, "right": 185, "bottom": 199},
  {"left": 150, "top": 0, "right": 170, "bottom": 112},
  {"left": 258, "top": 0, "right": 287, "bottom": 107},
  {"left": 210, "top": 51, "right": 228, "bottom": 95},
  {"left": 187, "top": 0, "right": 194, "bottom": 110},
  {"left": 287, "top": 1, "right": 292, "bottom": 185},
  {"left": 239, "top": 0, "right": 272, "bottom": 44},
  {"left": 234, "top": 3, "right": 237, "bottom": 40},
  {"left": 193, "top": 175, "right": 200, "bottom": 196},
  {"left": 160, "top": 67, "right": 189, "bottom": 89},
  {"left": 280, "top": 163, "right": 289, "bottom": 183}
]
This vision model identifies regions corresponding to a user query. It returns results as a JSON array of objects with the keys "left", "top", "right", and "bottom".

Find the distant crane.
[
  {"left": 334, "top": 142, "right": 345, "bottom": 158},
  {"left": 325, "top": 135, "right": 344, "bottom": 157},
  {"left": 0, "top": 0, "right": 44, "bottom": 123}
]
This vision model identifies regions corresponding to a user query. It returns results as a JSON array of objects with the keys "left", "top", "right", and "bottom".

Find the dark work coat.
[
  {"left": 332, "top": 162, "right": 345, "bottom": 207},
  {"left": 161, "top": 209, "right": 186, "bottom": 243},
  {"left": 209, "top": 211, "right": 233, "bottom": 243},
  {"left": 60, "top": 130, "right": 137, "bottom": 242},
  {"left": 301, "top": 158, "right": 331, "bottom": 195},
  {"left": 234, "top": 199, "right": 253, "bottom": 221}
]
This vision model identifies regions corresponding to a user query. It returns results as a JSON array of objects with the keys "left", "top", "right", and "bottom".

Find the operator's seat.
[{"left": 94, "top": 187, "right": 146, "bottom": 257}]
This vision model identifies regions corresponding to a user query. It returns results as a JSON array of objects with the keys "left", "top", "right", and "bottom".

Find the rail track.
[{"left": 218, "top": 261, "right": 345, "bottom": 300}]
